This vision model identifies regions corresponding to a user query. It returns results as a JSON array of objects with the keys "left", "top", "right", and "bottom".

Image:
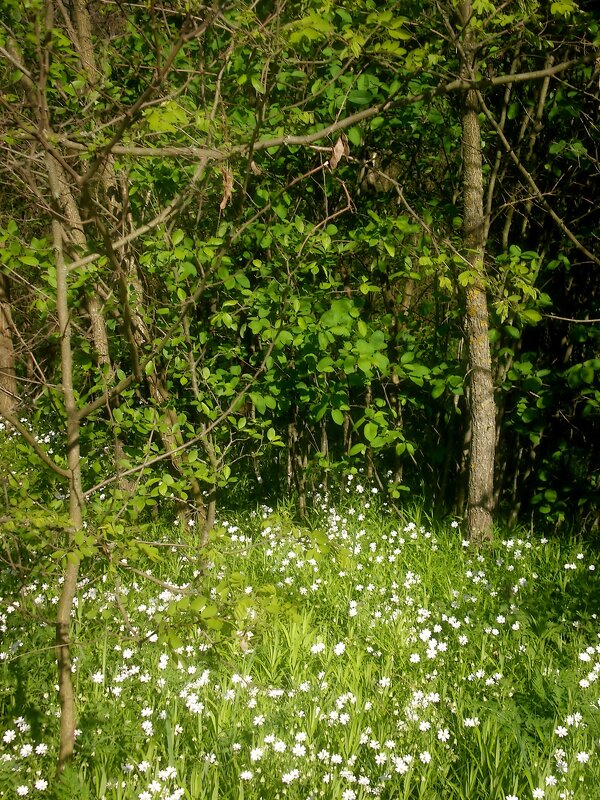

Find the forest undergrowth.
[{"left": 1, "top": 483, "right": 600, "bottom": 800}]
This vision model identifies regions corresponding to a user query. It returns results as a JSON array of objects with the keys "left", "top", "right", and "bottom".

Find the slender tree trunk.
[
  {"left": 459, "top": 2, "right": 496, "bottom": 543},
  {"left": 0, "top": 271, "right": 17, "bottom": 415},
  {"left": 50, "top": 178, "right": 84, "bottom": 776}
]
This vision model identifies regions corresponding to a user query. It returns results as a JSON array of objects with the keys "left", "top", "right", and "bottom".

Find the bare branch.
[{"left": 477, "top": 91, "right": 600, "bottom": 267}]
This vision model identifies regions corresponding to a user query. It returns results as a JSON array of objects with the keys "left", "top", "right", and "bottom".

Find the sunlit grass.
[{"left": 1, "top": 486, "right": 599, "bottom": 799}]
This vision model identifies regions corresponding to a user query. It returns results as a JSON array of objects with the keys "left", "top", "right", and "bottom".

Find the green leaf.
[
  {"left": 19, "top": 255, "right": 39, "bottom": 266},
  {"left": 521, "top": 309, "right": 542, "bottom": 324},
  {"left": 347, "top": 126, "right": 362, "bottom": 146},
  {"left": 331, "top": 409, "right": 344, "bottom": 426},
  {"left": 349, "top": 443, "right": 366, "bottom": 456},
  {"left": 364, "top": 422, "right": 378, "bottom": 442},
  {"left": 348, "top": 89, "right": 373, "bottom": 105}
]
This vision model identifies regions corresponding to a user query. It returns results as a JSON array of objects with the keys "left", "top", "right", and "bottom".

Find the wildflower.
[
  {"left": 506, "top": 795, "right": 519, "bottom": 800},
  {"left": 533, "top": 789, "right": 544, "bottom": 799},
  {"left": 3, "top": 729, "right": 16, "bottom": 743},
  {"left": 546, "top": 776, "right": 558, "bottom": 786},
  {"left": 282, "top": 769, "right": 300, "bottom": 784},
  {"left": 333, "top": 642, "right": 346, "bottom": 656},
  {"left": 292, "top": 743, "right": 306, "bottom": 757},
  {"left": 250, "top": 748, "right": 264, "bottom": 762},
  {"left": 576, "top": 751, "right": 590, "bottom": 763},
  {"left": 554, "top": 726, "right": 568, "bottom": 738},
  {"left": 419, "top": 751, "right": 431, "bottom": 764},
  {"left": 35, "top": 743, "right": 48, "bottom": 755},
  {"left": 437, "top": 728, "right": 450, "bottom": 742},
  {"left": 16, "top": 788, "right": 29, "bottom": 796},
  {"left": 34, "top": 779, "right": 48, "bottom": 790},
  {"left": 252, "top": 715, "right": 265, "bottom": 727},
  {"left": 91, "top": 671, "right": 104, "bottom": 684},
  {"left": 342, "top": 791, "right": 357, "bottom": 800},
  {"left": 240, "top": 771, "right": 253, "bottom": 780},
  {"left": 311, "top": 642, "right": 326, "bottom": 654},
  {"left": 463, "top": 717, "right": 480, "bottom": 727},
  {"left": 159, "top": 767, "right": 177, "bottom": 780}
]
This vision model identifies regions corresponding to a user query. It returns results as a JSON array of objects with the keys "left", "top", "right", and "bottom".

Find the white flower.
[
  {"left": 333, "top": 642, "right": 346, "bottom": 656},
  {"left": 576, "top": 751, "right": 590, "bottom": 763},
  {"left": 532, "top": 789, "right": 544, "bottom": 799},
  {"left": 463, "top": 717, "right": 479, "bottom": 727},
  {"left": 554, "top": 726, "right": 568, "bottom": 738},
  {"left": 252, "top": 715, "right": 265, "bottom": 727},
  {"left": 437, "top": 728, "right": 450, "bottom": 742},
  {"left": 3, "top": 729, "right": 16, "bottom": 743},
  {"left": 506, "top": 795, "right": 519, "bottom": 800},
  {"left": 34, "top": 779, "right": 48, "bottom": 791},
  {"left": 311, "top": 642, "right": 326, "bottom": 654},
  {"left": 292, "top": 743, "right": 306, "bottom": 757},
  {"left": 419, "top": 751, "right": 431, "bottom": 764},
  {"left": 250, "top": 748, "right": 263, "bottom": 762},
  {"left": 240, "top": 770, "right": 253, "bottom": 780},
  {"left": 17, "top": 787, "right": 29, "bottom": 796},
  {"left": 282, "top": 769, "right": 300, "bottom": 784}
]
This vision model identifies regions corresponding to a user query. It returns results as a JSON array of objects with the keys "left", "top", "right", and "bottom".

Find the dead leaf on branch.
[
  {"left": 329, "top": 134, "right": 349, "bottom": 171},
  {"left": 219, "top": 164, "right": 234, "bottom": 210}
]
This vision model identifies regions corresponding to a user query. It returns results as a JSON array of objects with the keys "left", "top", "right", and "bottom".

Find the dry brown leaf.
[
  {"left": 219, "top": 164, "right": 234, "bottom": 210},
  {"left": 329, "top": 134, "right": 349, "bottom": 170}
]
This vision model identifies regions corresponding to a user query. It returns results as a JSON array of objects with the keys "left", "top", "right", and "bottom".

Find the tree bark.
[
  {"left": 0, "top": 271, "right": 17, "bottom": 415},
  {"left": 49, "top": 164, "right": 84, "bottom": 776},
  {"left": 459, "top": 2, "right": 496, "bottom": 543}
]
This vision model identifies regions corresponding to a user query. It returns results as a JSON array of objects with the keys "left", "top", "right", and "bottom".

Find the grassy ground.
[{"left": 1, "top": 486, "right": 600, "bottom": 799}]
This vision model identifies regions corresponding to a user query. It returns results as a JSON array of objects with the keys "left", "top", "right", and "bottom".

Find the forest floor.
[{"left": 1, "top": 486, "right": 600, "bottom": 799}]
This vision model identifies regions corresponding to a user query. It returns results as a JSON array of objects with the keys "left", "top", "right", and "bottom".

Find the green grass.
[{"left": 1, "top": 488, "right": 600, "bottom": 799}]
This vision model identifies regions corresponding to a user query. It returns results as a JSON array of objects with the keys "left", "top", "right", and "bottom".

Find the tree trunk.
[
  {"left": 459, "top": 2, "right": 496, "bottom": 543},
  {"left": 0, "top": 271, "right": 17, "bottom": 415},
  {"left": 49, "top": 167, "right": 84, "bottom": 776}
]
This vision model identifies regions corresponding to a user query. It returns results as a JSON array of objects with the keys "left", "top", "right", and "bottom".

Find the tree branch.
[
  {"left": 477, "top": 91, "right": 600, "bottom": 267},
  {"left": 0, "top": 410, "right": 70, "bottom": 478}
]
